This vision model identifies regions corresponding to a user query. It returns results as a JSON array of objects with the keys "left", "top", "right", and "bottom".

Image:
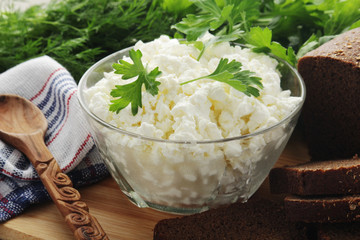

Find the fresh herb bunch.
[
  {"left": 0, "top": 0, "right": 186, "bottom": 81},
  {"left": 258, "top": 0, "right": 360, "bottom": 59},
  {"left": 1, "top": 0, "right": 359, "bottom": 78},
  {"left": 173, "top": 0, "right": 360, "bottom": 65}
]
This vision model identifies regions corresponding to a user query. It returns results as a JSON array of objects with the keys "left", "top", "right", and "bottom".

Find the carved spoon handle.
[{"left": 24, "top": 133, "right": 109, "bottom": 240}]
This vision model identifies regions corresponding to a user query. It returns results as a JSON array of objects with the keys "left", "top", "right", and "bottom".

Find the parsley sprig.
[
  {"left": 181, "top": 58, "right": 263, "bottom": 97},
  {"left": 109, "top": 49, "right": 161, "bottom": 115}
]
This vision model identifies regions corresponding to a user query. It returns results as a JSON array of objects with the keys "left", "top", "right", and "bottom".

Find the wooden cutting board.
[{"left": 0, "top": 129, "right": 310, "bottom": 240}]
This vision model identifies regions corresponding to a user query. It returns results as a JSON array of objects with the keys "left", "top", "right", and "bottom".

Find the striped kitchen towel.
[{"left": 0, "top": 56, "right": 109, "bottom": 222}]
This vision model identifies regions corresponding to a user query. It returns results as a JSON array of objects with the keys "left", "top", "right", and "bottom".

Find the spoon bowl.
[
  {"left": 0, "top": 95, "right": 48, "bottom": 156},
  {"left": 0, "top": 94, "right": 47, "bottom": 135},
  {"left": 0, "top": 94, "right": 108, "bottom": 240}
]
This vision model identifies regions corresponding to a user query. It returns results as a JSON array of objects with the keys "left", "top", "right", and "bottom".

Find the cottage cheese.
[{"left": 84, "top": 34, "right": 302, "bottom": 208}]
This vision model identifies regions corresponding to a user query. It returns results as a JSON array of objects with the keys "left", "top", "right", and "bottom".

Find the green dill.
[{"left": 0, "top": 0, "right": 186, "bottom": 81}]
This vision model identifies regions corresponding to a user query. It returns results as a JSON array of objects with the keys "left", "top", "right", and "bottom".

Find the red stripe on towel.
[
  {"left": 62, "top": 134, "right": 92, "bottom": 172},
  {"left": 0, "top": 169, "right": 37, "bottom": 181},
  {"left": 30, "top": 68, "right": 64, "bottom": 101}
]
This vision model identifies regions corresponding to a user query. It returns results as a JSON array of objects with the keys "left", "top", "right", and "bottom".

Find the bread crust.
[
  {"left": 303, "top": 27, "right": 360, "bottom": 65},
  {"left": 285, "top": 195, "right": 360, "bottom": 223}
]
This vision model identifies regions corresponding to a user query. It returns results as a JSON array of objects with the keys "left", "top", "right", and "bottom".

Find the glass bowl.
[{"left": 77, "top": 45, "right": 305, "bottom": 214}]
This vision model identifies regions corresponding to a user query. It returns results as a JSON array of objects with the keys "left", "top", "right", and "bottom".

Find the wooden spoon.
[{"left": 0, "top": 94, "right": 108, "bottom": 240}]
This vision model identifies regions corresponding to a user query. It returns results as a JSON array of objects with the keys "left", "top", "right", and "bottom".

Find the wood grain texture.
[
  {"left": 0, "top": 128, "right": 310, "bottom": 240},
  {"left": 0, "top": 94, "right": 108, "bottom": 240}
]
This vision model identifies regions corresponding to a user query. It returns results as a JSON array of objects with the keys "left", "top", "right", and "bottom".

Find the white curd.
[{"left": 84, "top": 34, "right": 303, "bottom": 208}]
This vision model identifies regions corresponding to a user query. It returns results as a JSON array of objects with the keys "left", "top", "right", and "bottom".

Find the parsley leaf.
[
  {"left": 181, "top": 58, "right": 263, "bottom": 97},
  {"left": 109, "top": 49, "right": 161, "bottom": 115},
  {"left": 244, "top": 27, "right": 296, "bottom": 66}
]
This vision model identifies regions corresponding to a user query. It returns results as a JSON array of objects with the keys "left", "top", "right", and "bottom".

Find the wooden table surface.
[{"left": 0, "top": 129, "right": 310, "bottom": 240}]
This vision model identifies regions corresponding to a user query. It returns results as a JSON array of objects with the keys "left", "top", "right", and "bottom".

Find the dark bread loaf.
[
  {"left": 269, "top": 155, "right": 360, "bottom": 195},
  {"left": 153, "top": 197, "right": 310, "bottom": 240},
  {"left": 284, "top": 195, "right": 360, "bottom": 223},
  {"left": 317, "top": 222, "right": 360, "bottom": 240},
  {"left": 297, "top": 27, "right": 360, "bottom": 161}
]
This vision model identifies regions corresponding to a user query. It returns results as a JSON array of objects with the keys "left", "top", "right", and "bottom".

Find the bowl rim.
[{"left": 77, "top": 43, "right": 306, "bottom": 144}]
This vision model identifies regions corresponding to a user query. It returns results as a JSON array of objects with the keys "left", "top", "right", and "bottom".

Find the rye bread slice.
[
  {"left": 284, "top": 195, "right": 360, "bottom": 223},
  {"left": 153, "top": 197, "right": 310, "bottom": 240},
  {"left": 269, "top": 155, "right": 360, "bottom": 195}
]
